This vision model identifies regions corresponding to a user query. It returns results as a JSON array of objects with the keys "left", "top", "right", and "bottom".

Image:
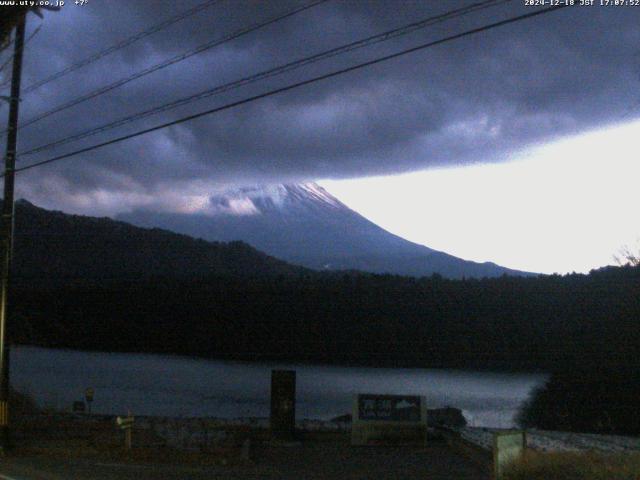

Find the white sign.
[{"left": 351, "top": 394, "right": 427, "bottom": 446}]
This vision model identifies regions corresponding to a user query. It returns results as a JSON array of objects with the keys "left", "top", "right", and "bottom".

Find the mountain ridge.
[
  {"left": 119, "top": 183, "right": 534, "bottom": 279},
  {"left": 8, "top": 199, "right": 306, "bottom": 285}
]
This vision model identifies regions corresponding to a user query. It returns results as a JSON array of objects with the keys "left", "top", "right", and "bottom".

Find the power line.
[
  {"left": 18, "top": 0, "right": 510, "bottom": 157},
  {"left": 8, "top": 4, "right": 570, "bottom": 177},
  {"left": 0, "top": 0, "right": 224, "bottom": 93},
  {"left": 5, "top": 0, "right": 330, "bottom": 134}
]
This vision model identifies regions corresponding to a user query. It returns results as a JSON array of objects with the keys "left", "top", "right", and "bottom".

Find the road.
[{"left": 0, "top": 443, "right": 488, "bottom": 479}]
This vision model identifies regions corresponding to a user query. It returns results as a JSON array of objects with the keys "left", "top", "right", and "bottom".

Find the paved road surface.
[{"left": 0, "top": 443, "right": 487, "bottom": 479}]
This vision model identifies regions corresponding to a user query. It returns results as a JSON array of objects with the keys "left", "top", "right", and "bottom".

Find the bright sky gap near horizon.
[
  {"left": 2, "top": 1, "right": 640, "bottom": 276},
  {"left": 321, "top": 118, "right": 640, "bottom": 275}
]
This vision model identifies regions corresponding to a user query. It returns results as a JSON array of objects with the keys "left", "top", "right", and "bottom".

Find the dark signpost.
[{"left": 270, "top": 370, "right": 296, "bottom": 440}]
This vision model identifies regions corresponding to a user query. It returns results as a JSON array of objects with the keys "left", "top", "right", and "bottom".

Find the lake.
[{"left": 10, "top": 346, "right": 546, "bottom": 428}]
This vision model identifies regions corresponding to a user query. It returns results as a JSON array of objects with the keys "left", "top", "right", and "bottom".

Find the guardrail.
[{"left": 434, "top": 425, "right": 640, "bottom": 480}]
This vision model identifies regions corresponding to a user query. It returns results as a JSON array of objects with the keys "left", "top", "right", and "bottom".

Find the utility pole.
[{"left": 0, "top": 11, "right": 27, "bottom": 453}]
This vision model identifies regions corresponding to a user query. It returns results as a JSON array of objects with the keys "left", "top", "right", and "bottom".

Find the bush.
[
  {"left": 517, "top": 365, "right": 640, "bottom": 435},
  {"left": 504, "top": 451, "right": 640, "bottom": 480},
  {"left": 10, "top": 387, "right": 39, "bottom": 417}
]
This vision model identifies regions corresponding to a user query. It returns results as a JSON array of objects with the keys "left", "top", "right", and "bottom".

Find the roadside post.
[
  {"left": 0, "top": 4, "right": 60, "bottom": 453},
  {"left": 0, "top": 11, "right": 27, "bottom": 454},
  {"left": 351, "top": 394, "right": 427, "bottom": 446},
  {"left": 85, "top": 388, "right": 94, "bottom": 414},
  {"left": 116, "top": 412, "right": 134, "bottom": 450},
  {"left": 493, "top": 430, "right": 525, "bottom": 480},
  {"left": 270, "top": 370, "right": 296, "bottom": 441}
]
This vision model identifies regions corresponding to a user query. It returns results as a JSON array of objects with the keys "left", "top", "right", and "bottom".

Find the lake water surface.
[{"left": 11, "top": 346, "right": 546, "bottom": 428}]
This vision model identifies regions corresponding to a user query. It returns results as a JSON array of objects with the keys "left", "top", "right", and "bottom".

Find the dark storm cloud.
[{"left": 1, "top": 0, "right": 639, "bottom": 213}]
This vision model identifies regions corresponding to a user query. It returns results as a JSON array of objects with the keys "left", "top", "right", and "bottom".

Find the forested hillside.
[
  {"left": 10, "top": 200, "right": 306, "bottom": 285},
  {"left": 4, "top": 199, "right": 638, "bottom": 372},
  {"left": 11, "top": 265, "right": 640, "bottom": 372}
]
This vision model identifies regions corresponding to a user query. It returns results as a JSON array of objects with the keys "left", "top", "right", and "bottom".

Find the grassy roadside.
[
  {"left": 7, "top": 391, "right": 253, "bottom": 466},
  {"left": 504, "top": 451, "right": 640, "bottom": 480},
  {"left": 10, "top": 416, "right": 256, "bottom": 466}
]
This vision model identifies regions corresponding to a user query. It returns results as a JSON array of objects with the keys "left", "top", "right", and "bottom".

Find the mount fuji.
[{"left": 119, "top": 183, "right": 532, "bottom": 279}]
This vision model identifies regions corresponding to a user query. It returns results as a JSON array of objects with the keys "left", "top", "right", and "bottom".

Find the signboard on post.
[
  {"left": 116, "top": 415, "right": 134, "bottom": 430},
  {"left": 270, "top": 370, "right": 296, "bottom": 440},
  {"left": 85, "top": 387, "right": 94, "bottom": 413},
  {"left": 493, "top": 430, "right": 525, "bottom": 480},
  {"left": 116, "top": 413, "right": 135, "bottom": 450},
  {"left": 351, "top": 394, "right": 427, "bottom": 446}
]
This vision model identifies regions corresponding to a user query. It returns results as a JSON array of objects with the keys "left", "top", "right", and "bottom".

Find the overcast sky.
[{"left": 1, "top": 0, "right": 639, "bottom": 272}]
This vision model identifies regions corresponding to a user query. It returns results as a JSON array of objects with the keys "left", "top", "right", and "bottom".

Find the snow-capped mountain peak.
[
  {"left": 206, "top": 183, "right": 347, "bottom": 217},
  {"left": 119, "top": 183, "right": 532, "bottom": 279}
]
